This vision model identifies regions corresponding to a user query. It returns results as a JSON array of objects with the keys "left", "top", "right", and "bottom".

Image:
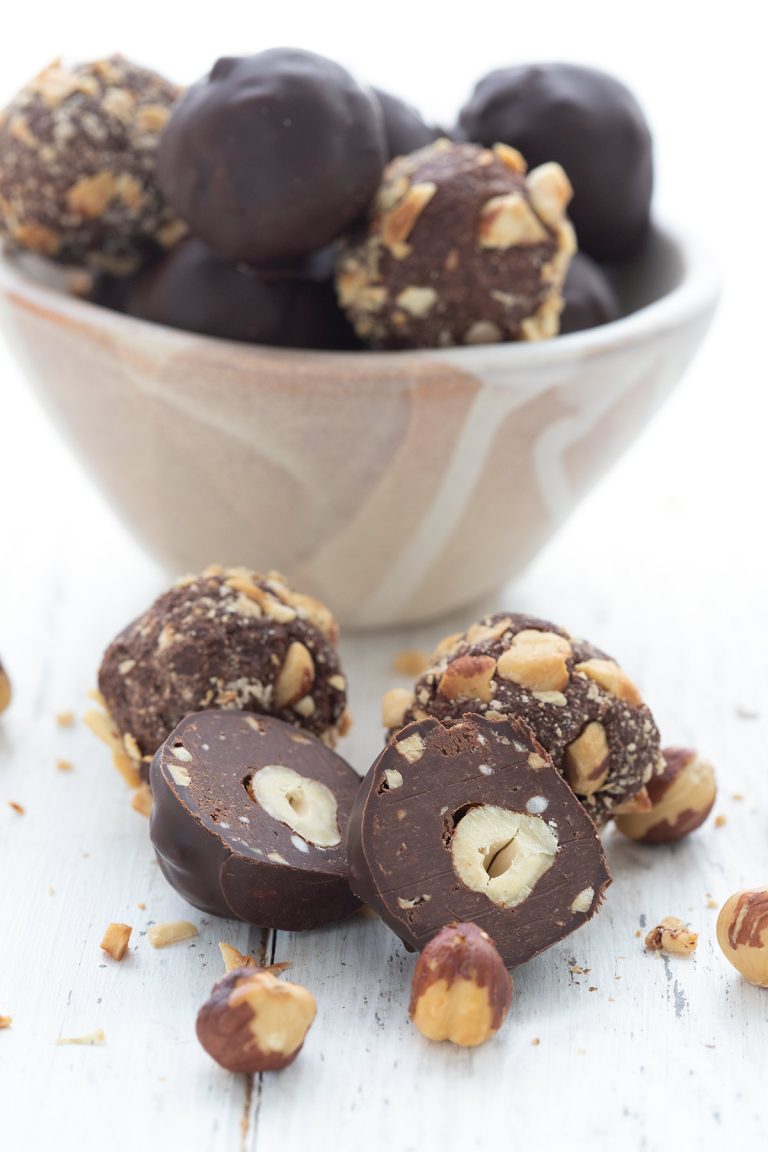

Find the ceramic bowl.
[{"left": 0, "top": 224, "right": 718, "bottom": 628}]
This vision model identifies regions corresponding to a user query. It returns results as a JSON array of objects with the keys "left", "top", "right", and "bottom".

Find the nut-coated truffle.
[
  {"left": 560, "top": 252, "right": 620, "bottom": 335},
  {"left": 383, "top": 612, "right": 663, "bottom": 822},
  {"left": 410, "top": 922, "right": 512, "bottom": 1047},
  {"left": 716, "top": 890, "right": 768, "bottom": 987},
  {"left": 336, "top": 139, "right": 575, "bottom": 349},
  {"left": 373, "top": 87, "right": 440, "bottom": 161},
  {"left": 98, "top": 565, "right": 349, "bottom": 776},
  {"left": 615, "top": 747, "right": 716, "bottom": 843},
  {"left": 0, "top": 56, "right": 183, "bottom": 273},
  {"left": 150, "top": 711, "right": 361, "bottom": 928},
  {"left": 158, "top": 49, "right": 386, "bottom": 264},
  {"left": 197, "top": 967, "right": 316, "bottom": 1073},
  {"left": 0, "top": 656, "right": 10, "bottom": 714},
  {"left": 457, "top": 63, "right": 653, "bottom": 261},
  {"left": 92, "top": 239, "right": 359, "bottom": 349}
]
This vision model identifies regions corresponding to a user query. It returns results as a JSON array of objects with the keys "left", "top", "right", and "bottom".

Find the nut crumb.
[
  {"left": 136, "top": 902, "right": 146, "bottom": 910},
  {"left": 707, "top": 899, "right": 718, "bottom": 909},
  {"left": 731, "top": 793, "right": 744, "bottom": 801},
  {"left": 56, "top": 711, "right": 76, "bottom": 727},
  {"left": 130, "top": 782, "right": 152, "bottom": 817},
  {"left": 147, "top": 920, "right": 198, "bottom": 949},
  {"left": 56, "top": 759, "right": 74, "bottom": 772},
  {"left": 714, "top": 814, "right": 727, "bottom": 827},
  {"left": 645, "top": 916, "right": 698, "bottom": 955},
  {"left": 219, "top": 941, "right": 257, "bottom": 973},
  {"left": 391, "top": 649, "right": 430, "bottom": 677},
  {"left": 0, "top": 1015, "right": 12, "bottom": 1029},
  {"left": 56, "top": 1028, "right": 105, "bottom": 1046},
  {"left": 8, "top": 801, "right": 24, "bottom": 815},
  {"left": 531, "top": 1037, "right": 540, "bottom": 1046},
  {"left": 100, "top": 923, "right": 132, "bottom": 961}
]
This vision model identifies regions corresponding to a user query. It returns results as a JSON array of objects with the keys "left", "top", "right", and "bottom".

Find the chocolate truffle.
[
  {"left": 98, "top": 566, "right": 349, "bottom": 778},
  {"left": 373, "top": 87, "right": 440, "bottom": 161},
  {"left": 560, "top": 252, "right": 620, "bottom": 335},
  {"left": 0, "top": 56, "right": 183, "bottom": 273},
  {"left": 92, "top": 239, "right": 359, "bottom": 348},
  {"left": 158, "top": 49, "right": 386, "bottom": 264},
  {"left": 336, "top": 139, "right": 575, "bottom": 349},
  {"left": 383, "top": 612, "right": 664, "bottom": 823},
  {"left": 348, "top": 714, "right": 611, "bottom": 967},
  {"left": 457, "top": 63, "right": 653, "bottom": 262},
  {"left": 151, "top": 711, "right": 361, "bottom": 929},
  {"left": 0, "top": 656, "right": 10, "bottom": 714}
]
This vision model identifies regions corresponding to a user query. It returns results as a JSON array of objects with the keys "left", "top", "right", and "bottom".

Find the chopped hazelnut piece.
[
  {"left": 147, "top": 920, "right": 198, "bottom": 949},
  {"left": 8, "top": 801, "right": 24, "bottom": 815},
  {"left": 391, "top": 649, "right": 430, "bottom": 677},
  {"left": 495, "top": 629, "right": 571, "bottom": 693},
  {"left": 130, "top": 782, "right": 153, "bottom": 817},
  {"left": 55, "top": 711, "right": 76, "bottom": 727},
  {"left": 0, "top": 1015, "right": 12, "bottom": 1030},
  {"left": 574, "top": 659, "right": 642, "bottom": 706},
  {"left": 219, "top": 942, "right": 257, "bottom": 973},
  {"left": 56, "top": 1028, "right": 105, "bottom": 1046},
  {"left": 438, "top": 654, "right": 496, "bottom": 703},
  {"left": 100, "top": 923, "right": 132, "bottom": 961},
  {"left": 645, "top": 917, "right": 698, "bottom": 955}
]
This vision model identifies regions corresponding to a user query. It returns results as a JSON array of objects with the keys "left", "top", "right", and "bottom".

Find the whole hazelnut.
[
  {"left": 716, "top": 889, "right": 768, "bottom": 987},
  {"left": 614, "top": 747, "right": 716, "bottom": 844},
  {"left": 196, "top": 967, "right": 317, "bottom": 1073},
  {"left": 409, "top": 922, "right": 512, "bottom": 1047},
  {"left": 0, "top": 658, "right": 11, "bottom": 714}
]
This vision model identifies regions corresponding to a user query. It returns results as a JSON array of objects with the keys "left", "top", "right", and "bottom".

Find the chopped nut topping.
[
  {"left": 574, "top": 659, "right": 642, "bottom": 706},
  {"left": 380, "top": 181, "right": 437, "bottom": 258},
  {"left": 564, "top": 722, "right": 609, "bottom": 796},
  {"left": 84, "top": 707, "right": 141, "bottom": 788},
  {"left": 645, "top": 917, "right": 698, "bottom": 955},
  {"left": 100, "top": 923, "right": 132, "bottom": 961},
  {"left": 438, "top": 654, "right": 496, "bottom": 703},
  {"left": 274, "top": 642, "right": 315, "bottom": 709},
  {"left": 381, "top": 688, "right": 415, "bottom": 731},
  {"left": 147, "top": 921, "right": 198, "bottom": 949},
  {"left": 496, "top": 629, "right": 572, "bottom": 693},
  {"left": 493, "top": 143, "right": 527, "bottom": 174},
  {"left": 130, "top": 783, "right": 153, "bottom": 817},
  {"left": 478, "top": 192, "right": 550, "bottom": 248},
  {"left": 526, "top": 162, "right": 573, "bottom": 228}
]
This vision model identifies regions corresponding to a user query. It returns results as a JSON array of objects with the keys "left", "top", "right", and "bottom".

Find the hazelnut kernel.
[
  {"left": 438, "top": 654, "right": 496, "bottom": 703},
  {"left": 564, "top": 722, "right": 609, "bottom": 797},
  {"left": 645, "top": 916, "right": 698, "bottom": 955},
  {"left": 495, "top": 630, "right": 571, "bottom": 693},
  {"left": 716, "top": 889, "right": 768, "bottom": 987},
  {"left": 410, "top": 923, "right": 512, "bottom": 1047},
  {"left": 615, "top": 748, "right": 716, "bottom": 844},
  {"left": 574, "top": 659, "right": 642, "bottom": 706},
  {"left": 197, "top": 968, "right": 316, "bottom": 1073}
]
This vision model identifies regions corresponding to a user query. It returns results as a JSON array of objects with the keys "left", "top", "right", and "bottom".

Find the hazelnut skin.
[
  {"left": 716, "top": 889, "right": 768, "bottom": 987},
  {"left": 0, "top": 659, "right": 10, "bottom": 714},
  {"left": 614, "top": 747, "right": 716, "bottom": 844},
  {"left": 409, "top": 922, "right": 512, "bottom": 1047},
  {"left": 196, "top": 967, "right": 317, "bottom": 1073}
]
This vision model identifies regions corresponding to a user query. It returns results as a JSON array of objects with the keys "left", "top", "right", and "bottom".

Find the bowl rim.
[{"left": 0, "top": 218, "right": 720, "bottom": 368}]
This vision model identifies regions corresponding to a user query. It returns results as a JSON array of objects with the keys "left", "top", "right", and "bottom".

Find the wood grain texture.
[{"left": 1, "top": 257, "right": 766, "bottom": 1152}]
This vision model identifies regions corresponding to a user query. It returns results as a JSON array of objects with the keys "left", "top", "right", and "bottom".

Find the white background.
[{"left": 0, "top": 4, "right": 766, "bottom": 1151}]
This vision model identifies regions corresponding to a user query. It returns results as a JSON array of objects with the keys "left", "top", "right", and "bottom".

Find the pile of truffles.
[
  {"left": 80, "top": 565, "right": 751, "bottom": 1073},
  {"left": 0, "top": 50, "right": 652, "bottom": 349}
]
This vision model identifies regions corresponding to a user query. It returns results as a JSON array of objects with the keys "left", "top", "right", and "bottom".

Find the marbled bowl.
[{"left": 0, "top": 225, "right": 718, "bottom": 628}]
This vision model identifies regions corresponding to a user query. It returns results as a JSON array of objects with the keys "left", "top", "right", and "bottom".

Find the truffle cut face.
[
  {"left": 336, "top": 139, "right": 575, "bottom": 349},
  {"left": 150, "top": 710, "right": 362, "bottom": 930},
  {"left": 385, "top": 612, "right": 664, "bottom": 822},
  {"left": 0, "top": 55, "right": 184, "bottom": 272},
  {"left": 98, "top": 565, "right": 348, "bottom": 773},
  {"left": 158, "top": 48, "right": 386, "bottom": 264},
  {"left": 348, "top": 714, "right": 611, "bottom": 966},
  {"left": 457, "top": 63, "right": 653, "bottom": 262}
]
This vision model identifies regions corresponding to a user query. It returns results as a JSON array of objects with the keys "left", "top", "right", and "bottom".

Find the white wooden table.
[{"left": 1, "top": 249, "right": 765, "bottom": 1150}]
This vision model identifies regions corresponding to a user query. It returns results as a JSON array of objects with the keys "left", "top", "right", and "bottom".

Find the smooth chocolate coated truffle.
[
  {"left": 150, "top": 711, "right": 361, "bottom": 929},
  {"left": 560, "top": 252, "right": 621, "bottom": 335},
  {"left": 348, "top": 714, "right": 611, "bottom": 967},
  {"left": 0, "top": 656, "right": 11, "bottom": 714},
  {"left": 385, "top": 612, "right": 663, "bottom": 822},
  {"left": 457, "top": 63, "right": 653, "bottom": 261},
  {"left": 98, "top": 566, "right": 348, "bottom": 777},
  {"left": 336, "top": 139, "right": 575, "bottom": 349},
  {"left": 92, "top": 239, "right": 360, "bottom": 348},
  {"left": 158, "top": 49, "right": 386, "bottom": 264},
  {"left": 0, "top": 56, "right": 183, "bottom": 273},
  {"left": 373, "top": 87, "right": 440, "bottom": 161}
]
